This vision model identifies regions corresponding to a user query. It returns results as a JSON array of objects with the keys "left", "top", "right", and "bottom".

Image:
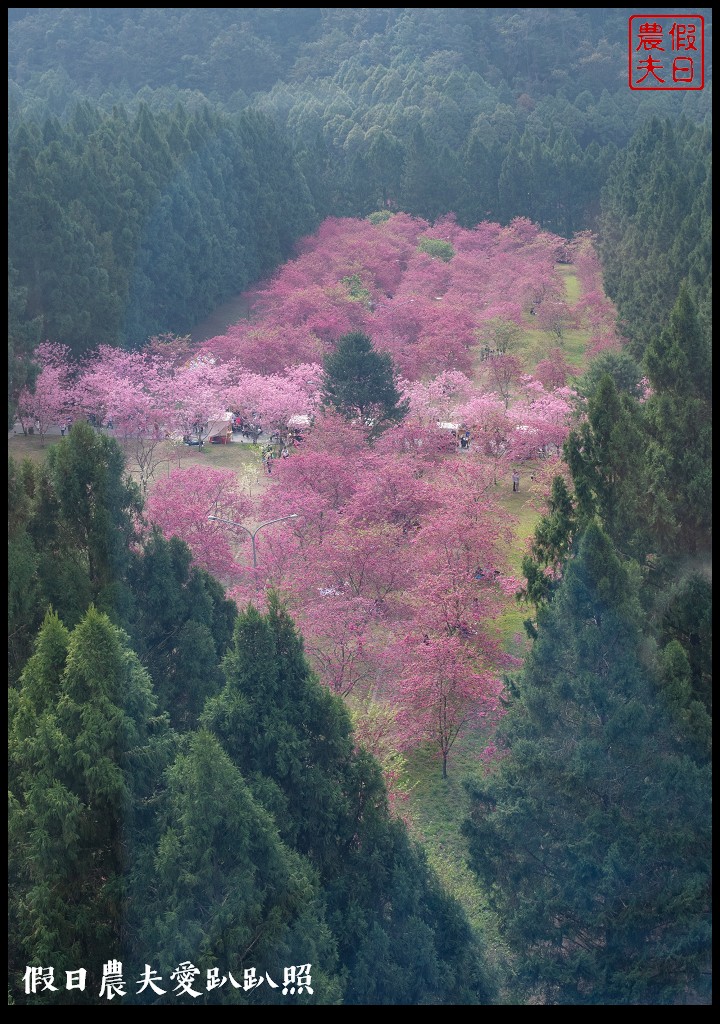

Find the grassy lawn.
[
  {"left": 493, "top": 472, "right": 543, "bottom": 574},
  {"left": 492, "top": 472, "right": 544, "bottom": 652},
  {"left": 180, "top": 439, "right": 259, "bottom": 470},
  {"left": 8, "top": 430, "right": 271, "bottom": 499},
  {"left": 514, "top": 267, "right": 590, "bottom": 372},
  {"left": 8, "top": 431, "right": 55, "bottom": 466},
  {"left": 403, "top": 736, "right": 514, "bottom": 985},
  {"left": 519, "top": 325, "right": 589, "bottom": 372},
  {"left": 558, "top": 328, "right": 590, "bottom": 370},
  {"left": 557, "top": 262, "right": 582, "bottom": 306}
]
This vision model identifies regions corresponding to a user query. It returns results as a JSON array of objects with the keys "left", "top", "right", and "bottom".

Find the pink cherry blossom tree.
[
  {"left": 402, "top": 370, "right": 475, "bottom": 425},
  {"left": 145, "top": 465, "right": 253, "bottom": 583},
  {"left": 508, "top": 381, "right": 575, "bottom": 461},
  {"left": 532, "top": 347, "right": 575, "bottom": 391},
  {"left": 223, "top": 367, "right": 319, "bottom": 434},
  {"left": 16, "top": 343, "right": 73, "bottom": 443},
  {"left": 396, "top": 634, "right": 504, "bottom": 777},
  {"left": 407, "top": 459, "right": 514, "bottom": 645},
  {"left": 535, "top": 296, "right": 575, "bottom": 342},
  {"left": 168, "top": 356, "right": 233, "bottom": 444},
  {"left": 74, "top": 345, "right": 176, "bottom": 494},
  {"left": 484, "top": 353, "right": 525, "bottom": 410},
  {"left": 371, "top": 419, "right": 458, "bottom": 465},
  {"left": 298, "top": 595, "right": 380, "bottom": 696}
]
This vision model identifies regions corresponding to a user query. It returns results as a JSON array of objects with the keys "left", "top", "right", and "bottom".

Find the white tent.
[{"left": 206, "top": 411, "right": 233, "bottom": 440}]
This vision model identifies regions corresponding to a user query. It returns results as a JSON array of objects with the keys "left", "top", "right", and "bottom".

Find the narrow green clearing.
[
  {"left": 557, "top": 262, "right": 582, "bottom": 305},
  {"left": 401, "top": 261, "right": 592, "bottom": 986}
]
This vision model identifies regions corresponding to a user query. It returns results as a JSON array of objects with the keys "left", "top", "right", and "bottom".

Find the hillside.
[{"left": 8, "top": 7, "right": 712, "bottom": 1006}]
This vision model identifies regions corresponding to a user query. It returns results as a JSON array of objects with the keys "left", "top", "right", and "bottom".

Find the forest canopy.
[{"left": 8, "top": 6, "right": 712, "bottom": 1007}]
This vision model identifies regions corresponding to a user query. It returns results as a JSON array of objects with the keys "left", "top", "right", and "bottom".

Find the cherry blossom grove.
[{"left": 24, "top": 212, "right": 620, "bottom": 776}]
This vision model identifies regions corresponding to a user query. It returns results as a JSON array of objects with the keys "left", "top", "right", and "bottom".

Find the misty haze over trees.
[{"left": 8, "top": 7, "right": 711, "bottom": 1007}]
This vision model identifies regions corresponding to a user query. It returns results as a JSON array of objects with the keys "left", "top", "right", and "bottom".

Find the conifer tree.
[
  {"left": 598, "top": 118, "right": 711, "bottom": 361},
  {"left": 8, "top": 456, "right": 42, "bottom": 681},
  {"left": 9, "top": 608, "right": 169, "bottom": 1004},
  {"left": 322, "top": 331, "right": 408, "bottom": 436},
  {"left": 653, "top": 570, "right": 712, "bottom": 714},
  {"left": 203, "top": 596, "right": 495, "bottom": 1005},
  {"left": 202, "top": 598, "right": 361, "bottom": 865},
  {"left": 130, "top": 729, "right": 342, "bottom": 1005},
  {"left": 400, "top": 125, "right": 447, "bottom": 221},
  {"left": 520, "top": 474, "right": 576, "bottom": 615},
  {"left": 42, "top": 421, "right": 141, "bottom": 623},
  {"left": 127, "top": 531, "right": 237, "bottom": 731},
  {"left": 642, "top": 285, "right": 712, "bottom": 554},
  {"left": 464, "top": 525, "right": 712, "bottom": 1005},
  {"left": 564, "top": 374, "right": 651, "bottom": 560}
]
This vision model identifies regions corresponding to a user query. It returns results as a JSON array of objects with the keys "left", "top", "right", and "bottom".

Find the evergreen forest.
[{"left": 8, "top": 7, "right": 712, "bottom": 1006}]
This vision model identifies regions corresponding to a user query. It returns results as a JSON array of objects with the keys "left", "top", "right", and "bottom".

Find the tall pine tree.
[
  {"left": 9, "top": 608, "right": 169, "bottom": 1003},
  {"left": 202, "top": 596, "right": 495, "bottom": 1005},
  {"left": 464, "top": 525, "right": 712, "bottom": 1005},
  {"left": 643, "top": 284, "right": 711, "bottom": 554},
  {"left": 322, "top": 331, "right": 408, "bottom": 437},
  {"left": 128, "top": 728, "right": 343, "bottom": 1004}
]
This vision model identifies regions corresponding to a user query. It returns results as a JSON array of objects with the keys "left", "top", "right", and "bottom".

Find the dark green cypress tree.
[
  {"left": 296, "top": 131, "right": 337, "bottom": 220},
  {"left": 9, "top": 607, "right": 168, "bottom": 1004},
  {"left": 497, "top": 134, "right": 530, "bottom": 223},
  {"left": 367, "top": 129, "right": 405, "bottom": 209},
  {"left": 520, "top": 474, "right": 576, "bottom": 617},
  {"left": 203, "top": 596, "right": 496, "bottom": 1005},
  {"left": 8, "top": 261, "right": 42, "bottom": 425},
  {"left": 459, "top": 130, "right": 500, "bottom": 226},
  {"left": 564, "top": 374, "right": 652, "bottom": 560},
  {"left": 464, "top": 525, "right": 712, "bottom": 1005},
  {"left": 652, "top": 571, "right": 712, "bottom": 715},
  {"left": 10, "top": 449, "right": 96, "bottom": 668},
  {"left": 642, "top": 285, "right": 711, "bottom": 554},
  {"left": 8, "top": 457, "right": 43, "bottom": 682},
  {"left": 127, "top": 531, "right": 237, "bottom": 731},
  {"left": 598, "top": 118, "right": 711, "bottom": 361},
  {"left": 129, "top": 729, "right": 342, "bottom": 1005},
  {"left": 42, "top": 422, "right": 141, "bottom": 624},
  {"left": 400, "top": 125, "right": 447, "bottom": 221},
  {"left": 322, "top": 331, "right": 408, "bottom": 436},
  {"left": 202, "top": 598, "right": 355, "bottom": 860},
  {"left": 577, "top": 349, "right": 644, "bottom": 401}
]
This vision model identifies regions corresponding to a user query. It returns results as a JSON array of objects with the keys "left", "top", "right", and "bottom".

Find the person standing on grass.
[{"left": 512, "top": 471, "right": 520, "bottom": 492}]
